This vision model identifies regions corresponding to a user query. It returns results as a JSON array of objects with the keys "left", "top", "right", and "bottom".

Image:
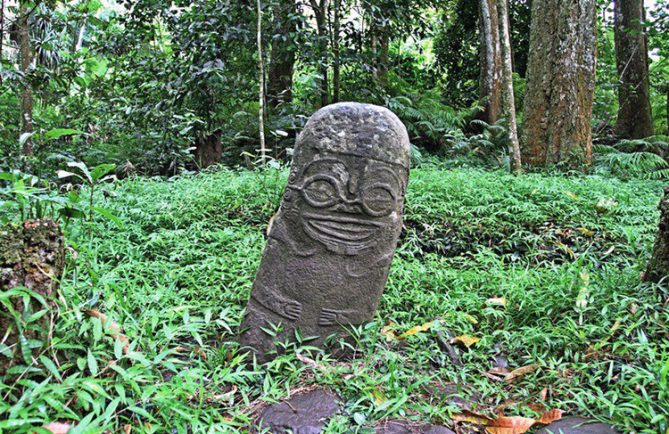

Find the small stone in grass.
[
  {"left": 536, "top": 416, "right": 619, "bottom": 434},
  {"left": 257, "top": 389, "right": 339, "bottom": 434}
]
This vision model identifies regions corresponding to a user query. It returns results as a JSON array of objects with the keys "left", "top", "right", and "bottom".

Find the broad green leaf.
[{"left": 46, "top": 128, "right": 85, "bottom": 141}]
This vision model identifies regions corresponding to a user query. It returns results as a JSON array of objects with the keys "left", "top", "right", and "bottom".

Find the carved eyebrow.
[{"left": 364, "top": 165, "right": 401, "bottom": 186}]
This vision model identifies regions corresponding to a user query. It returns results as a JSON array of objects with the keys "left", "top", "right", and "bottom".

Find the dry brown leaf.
[
  {"left": 85, "top": 309, "right": 130, "bottom": 354},
  {"left": 266, "top": 213, "right": 276, "bottom": 236},
  {"left": 487, "top": 297, "right": 507, "bottom": 307},
  {"left": 296, "top": 353, "right": 322, "bottom": 370},
  {"left": 452, "top": 335, "right": 481, "bottom": 348},
  {"left": 452, "top": 410, "right": 492, "bottom": 425},
  {"left": 537, "top": 409, "right": 564, "bottom": 425},
  {"left": 505, "top": 364, "right": 539, "bottom": 383},
  {"left": 540, "top": 388, "right": 549, "bottom": 401},
  {"left": 44, "top": 422, "right": 73, "bottom": 434},
  {"left": 485, "top": 416, "right": 536, "bottom": 434},
  {"left": 453, "top": 408, "right": 564, "bottom": 434},
  {"left": 123, "top": 425, "right": 132, "bottom": 434},
  {"left": 381, "top": 323, "right": 399, "bottom": 342}
]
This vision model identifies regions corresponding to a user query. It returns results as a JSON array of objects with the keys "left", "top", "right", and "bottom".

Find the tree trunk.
[
  {"left": 521, "top": 0, "right": 596, "bottom": 168},
  {"left": 332, "top": 0, "right": 341, "bottom": 103},
  {"left": 194, "top": 130, "right": 222, "bottom": 169},
  {"left": 311, "top": 0, "right": 330, "bottom": 108},
  {"left": 18, "top": 2, "right": 34, "bottom": 157},
  {"left": 614, "top": 0, "right": 653, "bottom": 139},
  {"left": 498, "top": 0, "right": 521, "bottom": 173},
  {"left": 267, "top": 0, "right": 296, "bottom": 108},
  {"left": 646, "top": 188, "right": 669, "bottom": 283},
  {"left": 0, "top": 0, "right": 5, "bottom": 66},
  {"left": 257, "top": 0, "right": 267, "bottom": 165},
  {"left": 478, "top": 0, "right": 502, "bottom": 125},
  {"left": 0, "top": 221, "right": 65, "bottom": 376}
]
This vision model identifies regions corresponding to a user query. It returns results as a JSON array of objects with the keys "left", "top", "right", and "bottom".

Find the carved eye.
[
  {"left": 302, "top": 176, "right": 340, "bottom": 208},
  {"left": 362, "top": 185, "right": 396, "bottom": 217}
]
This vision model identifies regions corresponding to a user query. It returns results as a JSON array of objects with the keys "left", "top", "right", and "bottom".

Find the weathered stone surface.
[
  {"left": 239, "top": 102, "right": 410, "bottom": 361},
  {"left": 376, "top": 420, "right": 455, "bottom": 434},
  {"left": 1, "top": 220, "right": 65, "bottom": 375},
  {"left": 257, "top": 389, "right": 339, "bottom": 434},
  {"left": 536, "top": 417, "right": 619, "bottom": 434},
  {"left": 645, "top": 187, "right": 669, "bottom": 283}
]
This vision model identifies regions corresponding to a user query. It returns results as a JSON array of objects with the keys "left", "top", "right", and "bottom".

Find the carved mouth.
[{"left": 302, "top": 212, "right": 383, "bottom": 252}]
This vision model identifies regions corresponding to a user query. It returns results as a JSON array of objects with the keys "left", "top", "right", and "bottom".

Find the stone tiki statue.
[{"left": 239, "top": 102, "right": 410, "bottom": 362}]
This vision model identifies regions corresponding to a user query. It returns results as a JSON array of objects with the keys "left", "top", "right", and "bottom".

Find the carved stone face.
[
  {"left": 239, "top": 102, "right": 411, "bottom": 363},
  {"left": 287, "top": 154, "right": 404, "bottom": 256}
]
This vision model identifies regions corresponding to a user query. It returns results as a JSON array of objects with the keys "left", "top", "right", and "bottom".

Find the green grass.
[{"left": 2, "top": 166, "right": 668, "bottom": 433}]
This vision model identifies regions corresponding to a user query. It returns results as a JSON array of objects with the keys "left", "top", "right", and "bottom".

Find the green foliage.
[
  {"left": 2, "top": 167, "right": 667, "bottom": 432},
  {"left": 594, "top": 136, "right": 669, "bottom": 179}
]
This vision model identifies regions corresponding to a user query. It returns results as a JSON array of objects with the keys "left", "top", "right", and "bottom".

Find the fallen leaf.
[
  {"left": 123, "top": 425, "right": 132, "bottom": 434},
  {"left": 538, "top": 409, "right": 564, "bottom": 424},
  {"left": 85, "top": 309, "right": 130, "bottom": 354},
  {"left": 296, "top": 352, "right": 322, "bottom": 370},
  {"left": 540, "top": 388, "right": 549, "bottom": 401},
  {"left": 381, "top": 323, "right": 399, "bottom": 342},
  {"left": 452, "top": 335, "right": 481, "bottom": 348},
  {"left": 44, "top": 422, "right": 73, "bottom": 434},
  {"left": 453, "top": 408, "right": 564, "bottom": 434},
  {"left": 486, "top": 416, "right": 536, "bottom": 434},
  {"left": 452, "top": 410, "right": 492, "bottom": 425},
  {"left": 487, "top": 297, "right": 507, "bottom": 307},
  {"left": 577, "top": 227, "right": 595, "bottom": 237},
  {"left": 505, "top": 364, "right": 539, "bottom": 383},
  {"left": 401, "top": 321, "right": 435, "bottom": 338},
  {"left": 372, "top": 387, "right": 387, "bottom": 405},
  {"left": 266, "top": 213, "right": 276, "bottom": 236}
]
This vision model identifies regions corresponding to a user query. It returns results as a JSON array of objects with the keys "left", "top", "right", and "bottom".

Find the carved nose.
[{"left": 334, "top": 198, "right": 363, "bottom": 214}]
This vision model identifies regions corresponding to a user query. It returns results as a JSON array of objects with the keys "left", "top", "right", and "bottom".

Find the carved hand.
[
  {"left": 282, "top": 300, "right": 302, "bottom": 321},
  {"left": 318, "top": 308, "right": 357, "bottom": 326}
]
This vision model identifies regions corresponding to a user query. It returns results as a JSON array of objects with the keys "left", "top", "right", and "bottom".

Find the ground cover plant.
[{"left": 1, "top": 166, "right": 667, "bottom": 433}]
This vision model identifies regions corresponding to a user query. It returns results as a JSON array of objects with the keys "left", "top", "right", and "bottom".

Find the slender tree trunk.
[
  {"left": 18, "top": 2, "right": 34, "bottom": 157},
  {"left": 267, "top": 0, "right": 296, "bottom": 108},
  {"left": 498, "top": 0, "right": 521, "bottom": 173},
  {"left": 0, "top": 0, "right": 5, "bottom": 65},
  {"left": 614, "top": 0, "right": 654, "bottom": 139},
  {"left": 478, "top": 0, "right": 502, "bottom": 125},
  {"left": 311, "top": 0, "right": 330, "bottom": 107},
  {"left": 332, "top": 0, "right": 341, "bottom": 103},
  {"left": 257, "top": 0, "right": 267, "bottom": 165},
  {"left": 376, "top": 32, "right": 389, "bottom": 86},
  {"left": 521, "top": 0, "right": 597, "bottom": 168}
]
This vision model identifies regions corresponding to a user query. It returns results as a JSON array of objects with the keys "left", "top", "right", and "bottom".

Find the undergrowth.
[{"left": 1, "top": 167, "right": 668, "bottom": 433}]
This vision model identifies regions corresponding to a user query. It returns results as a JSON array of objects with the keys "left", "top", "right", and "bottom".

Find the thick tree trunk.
[
  {"left": 498, "top": 0, "right": 521, "bottom": 173},
  {"left": 1, "top": 221, "right": 65, "bottom": 375},
  {"left": 311, "top": 0, "right": 330, "bottom": 108},
  {"left": 646, "top": 188, "right": 669, "bottom": 283},
  {"left": 478, "top": 0, "right": 503, "bottom": 125},
  {"left": 18, "top": 2, "right": 34, "bottom": 157},
  {"left": 194, "top": 130, "right": 222, "bottom": 169},
  {"left": 614, "top": 0, "right": 653, "bottom": 139},
  {"left": 267, "top": 0, "right": 296, "bottom": 108},
  {"left": 521, "top": 0, "right": 596, "bottom": 168}
]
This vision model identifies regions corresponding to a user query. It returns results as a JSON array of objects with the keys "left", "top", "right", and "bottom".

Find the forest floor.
[{"left": 2, "top": 166, "right": 668, "bottom": 433}]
